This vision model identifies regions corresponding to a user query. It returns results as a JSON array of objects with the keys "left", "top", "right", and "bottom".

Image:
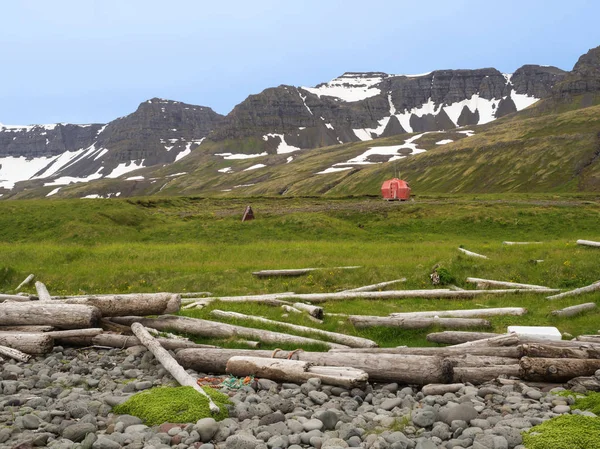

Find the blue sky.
[{"left": 1, "top": 0, "right": 599, "bottom": 124}]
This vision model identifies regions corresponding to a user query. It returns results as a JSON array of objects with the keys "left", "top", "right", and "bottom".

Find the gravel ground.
[{"left": 1, "top": 345, "right": 597, "bottom": 449}]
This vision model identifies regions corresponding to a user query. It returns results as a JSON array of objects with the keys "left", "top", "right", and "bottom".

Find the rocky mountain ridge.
[{"left": 2, "top": 45, "right": 599, "bottom": 198}]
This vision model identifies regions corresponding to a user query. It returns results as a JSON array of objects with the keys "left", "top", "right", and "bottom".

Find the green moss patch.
[
  {"left": 522, "top": 415, "right": 600, "bottom": 449},
  {"left": 113, "top": 386, "right": 230, "bottom": 425},
  {"left": 572, "top": 391, "right": 600, "bottom": 415}
]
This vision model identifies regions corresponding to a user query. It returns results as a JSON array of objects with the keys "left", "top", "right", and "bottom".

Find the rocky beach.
[{"left": 1, "top": 345, "right": 596, "bottom": 449}]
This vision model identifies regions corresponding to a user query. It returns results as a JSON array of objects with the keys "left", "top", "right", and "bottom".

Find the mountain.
[
  {"left": 3, "top": 46, "right": 600, "bottom": 199},
  {"left": 0, "top": 99, "right": 223, "bottom": 195}
]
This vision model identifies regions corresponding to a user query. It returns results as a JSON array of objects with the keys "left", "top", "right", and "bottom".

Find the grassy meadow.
[{"left": 1, "top": 195, "right": 599, "bottom": 349}]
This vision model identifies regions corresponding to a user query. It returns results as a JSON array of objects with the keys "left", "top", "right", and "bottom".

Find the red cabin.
[{"left": 381, "top": 178, "right": 411, "bottom": 201}]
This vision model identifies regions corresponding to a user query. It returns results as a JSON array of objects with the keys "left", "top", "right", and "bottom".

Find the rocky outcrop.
[
  {"left": 0, "top": 123, "right": 104, "bottom": 158},
  {"left": 511, "top": 65, "right": 567, "bottom": 98},
  {"left": 553, "top": 46, "right": 600, "bottom": 98}
]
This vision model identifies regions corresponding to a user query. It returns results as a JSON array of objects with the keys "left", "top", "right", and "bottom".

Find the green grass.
[
  {"left": 522, "top": 415, "right": 600, "bottom": 449},
  {"left": 113, "top": 386, "right": 230, "bottom": 425},
  {"left": 1, "top": 195, "right": 599, "bottom": 347}
]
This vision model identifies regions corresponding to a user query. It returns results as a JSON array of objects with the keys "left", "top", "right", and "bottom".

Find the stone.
[
  {"left": 316, "top": 410, "right": 339, "bottom": 431},
  {"left": 225, "top": 433, "right": 263, "bottom": 449},
  {"left": 62, "top": 422, "right": 98, "bottom": 442},
  {"left": 22, "top": 414, "right": 41, "bottom": 430},
  {"left": 412, "top": 407, "right": 437, "bottom": 428},
  {"left": 379, "top": 397, "right": 403, "bottom": 411},
  {"left": 195, "top": 418, "right": 220, "bottom": 443},
  {"left": 438, "top": 403, "right": 478, "bottom": 425},
  {"left": 303, "top": 419, "right": 324, "bottom": 431},
  {"left": 92, "top": 436, "right": 122, "bottom": 449}
]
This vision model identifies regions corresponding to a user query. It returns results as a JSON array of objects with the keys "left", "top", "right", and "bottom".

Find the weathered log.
[
  {"left": 448, "top": 285, "right": 465, "bottom": 291},
  {"left": 453, "top": 365, "right": 520, "bottom": 383},
  {"left": 181, "top": 299, "right": 214, "bottom": 310},
  {"left": 421, "top": 383, "right": 464, "bottom": 396},
  {"left": 390, "top": 307, "right": 527, "bottom": 319},
  {"left": 0, "top": 344, "right": 31, "bottom": 362},
  {"left": 551, "top": 302, "right": 597, "bottom": 317},
  {"left": 211, "top": 310, "right": 377, "bottom": 348},
  {"left": 180, "top": 292, "right": 212, "bottom": 298},
  {"left": 426, "top": 331, "right": 503, "bottom": 345},
  {"left": 62, "top": 293, "right": 181, "bottom": 316},
  {"left": 253, "top": 268, "right": 317, "bottom": 277},
  {"left": 0, "top": 325, "right": 56, "bottom": 332},
  {"left": 176, "top": 348, "right": 452, "bottom": 385},
  {"left": 465, "top": 277, "right": 549, "bottom": 290},
  {"left": 292, "top": 303, "right": 324, "bottom": 319},
  {"left": 252, "top": 266, "right": 360, "bottom": 277},
  {"left": 522, "top": 343, "right": 600, "bottom": 359},
  {"left": 445, "top": 355, "right": 518, "bottom": 367},
  {"left": 328, "top": 346, "right": 522, "bottom": 358},
  {"left": 111, "top": 316, "right": 350, "bottom": 349},
  {"left": 58, "top": 333, "right": 219, "bottom": 350},
  {"left": 502, "top": 241, "right": 543, "bottom": 245},
  {"left": 188, "top": 288, "right": 557, "bottom": 304},
  {"left": 15, "top": 274, "right": 35, "bottom": 291},
  {"left": 35, "top": 281, "right": 52, "bottom": 302},
  {"left": 577, "top": 335, "right": 600, "bottom": 343},
  {"left": 0, "top": 293, "right": 35, "bottom": 303},
  {"left": 100, "top": 318, "right": 133, "bottom": 334},
  {"left": 131, "top": 322, "right": 220, "bottom": 413},
  {"left": 282, "top": 305, "right": 302, "bottom": 314},
  {"left": 183, "top": 293, "right": 293, "bottom": 309},
  {"left": 520, "top": 357, "right": 600, "bottom": 382},
  {"left": 234, "top": 340, "right": 261, "bottom": 348},
  {"left": 46, "top": 328, "right": 104, "bottom": 339},
  {"left": 343, "top": 279, "right": 407, "bottom": 292},
  {"left": 450, "top": 333, "right": 520, "bottom": 348},
  {"left": 0, "top": 332, "right": 54, "bottom": 354},
  {"left": 226, "top": 356, "right": 368, "bottom": 388},
  {"left": 547, "top": 281, "right": 600, "bottom": 300},
  {"left": 519, "top": 339, "right": 600, "bottom": 349},
  {"left": 458, "top": 248, "right": 488, "bottom": 259},
  {"left": 349, "top": 316, "right": 490, "bottom": 330},
  {"left": 577, "top": 239, "right": 600, "bottom": 248},
  {"left": 0, "top": 303, "right": 101, "bottom": 329}
]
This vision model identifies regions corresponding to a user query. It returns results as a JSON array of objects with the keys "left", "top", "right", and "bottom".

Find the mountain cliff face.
[
  {"left": 553, "top": 46, "right": 600, "bottom": 99},
  {"left": 208, "top": 66, "right": 567, "bottom": 154},
  {"left": 0, "top": 99, "right": 223, "bottom": 191}
]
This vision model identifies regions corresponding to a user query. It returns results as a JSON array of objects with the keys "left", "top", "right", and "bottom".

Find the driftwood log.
[
  {"left": 62, "top": 293, "right": 181, "bottom": 316},
  {"left": 426, "top": 331, "right": 503, "bottom": 345},
  {"left": 551, "top": 302, "right": 597, "bottom": 317},
  {"left": 458, "top": 248, "right": 488, "bottom": 259},
  {"left": 450, "top": 333, "right": 521, "bottom": 348},
  {"left": 502, "top": 241, "right": 542, "bottom": 245},
  {"left": 226, "top": 356, "right": 368, "bottom": 388},
  {"left": 35, "top": 282, "right": 52, "bottom": 302},
  {"left": 343, "top": 279, "right": 406, "bottom": 292},
  {"left": 110, "top": 316, "right": 350, "bottom": 349},
  {"left": 329, "top": 346, "right": 522, "bottom": 358},
  {"left": 292, "top": 303, "right": 324, "bottom": 319},
  {"left": 390, "top": 307, "right": 527, "bottom": 319},
  {"left": 522, "top": 343, "right": 600, "bottom": 359},
  {"left": 131, "top": 323, "right": 220, "bottom": 413},
  {"left": 15, "top": 274, "right": 35, "bottom": 291},
  {"left": 0, "top": 344, "right": 31, "bottom": 362},
  {"left": 519, "top": 357, "right": 600, "bottom": 382},
  {"left": 58, "top": 332, "right": 218, "bottom": 350},
  {"left": 176, "top": 348, "right": 452, "bottom": 385},
  {"left": 348, "top": 315, "right": 491, "bottom": 329},
  {"left": 252, "top": 266, "right": 360, "bottom": 277},
  {"left": 0, "top": 332, "right": 54, "bottom": 354},
  {"left": 0, "top": 303, "right": 101, "bottom": 329},
  {"left": 453, "top": 365, "right": 520, "bottom": 383},
  {"left": 211, "top": 310, "right": 377, "bottom": 348},
  {"left": 465, "top": 278, "right": 549, "bottom": 290},
  {"left": 547, "top": 281, "right": 600, "bottom": 300},
  {"left": 0, "top": 293, "right": 34, "bottom": 303},
  {"left": 0, "top": 325, "right": 55, "bottom": 332},
  {"left": 577, "top": 239, "right": 600, "bottom": 248}
]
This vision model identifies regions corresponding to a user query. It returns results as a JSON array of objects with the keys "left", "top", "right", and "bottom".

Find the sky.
[{"left": 1, "top": 0, "right": 599, "bottom": 125}]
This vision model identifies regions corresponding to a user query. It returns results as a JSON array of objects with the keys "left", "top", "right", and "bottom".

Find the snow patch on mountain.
[
  {"left": 262, "top": 134, "right": 302, "bottom": 154},
  {"left": 244, "top": 164, "right": 266, "bottom": 171},
  {"left": 302, "top": 73, "right": 386, "bottom": 102},
  {"left": 215, "top": 152, "right": 267, "bottom": 160},
  {"left": 106, "top": 160, "right": 145, "bottom": 178}
]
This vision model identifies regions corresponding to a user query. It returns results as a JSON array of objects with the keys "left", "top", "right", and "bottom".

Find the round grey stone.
[
  {"left": 62, "top": 422, "right": 98, "bottom": 442},
  {"left": 195, "top": 417, "right": 220, "bottom": 443}
]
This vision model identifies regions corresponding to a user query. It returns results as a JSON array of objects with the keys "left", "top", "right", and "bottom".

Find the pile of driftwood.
[{"left": 2, "top": 271, "right": 600, "bottom": 392}]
